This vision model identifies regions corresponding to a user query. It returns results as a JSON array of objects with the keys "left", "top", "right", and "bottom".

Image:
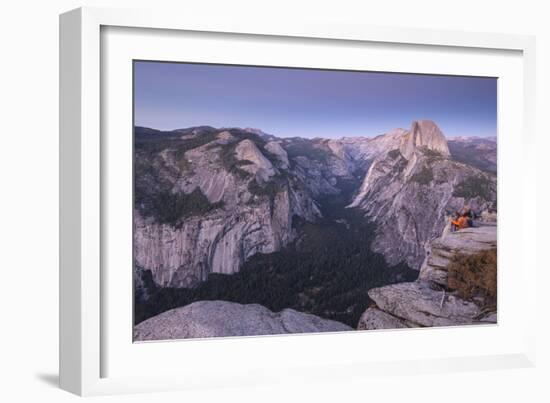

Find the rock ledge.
[
  {"left": 135, "top": 300, "right": 352, "bottom": 341},
  {"left": 358, "top": 225, "right": 497, "bottom": 330}
]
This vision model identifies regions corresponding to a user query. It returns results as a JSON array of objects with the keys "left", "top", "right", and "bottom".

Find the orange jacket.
[{"left": 456, "top": 216, "right": 469, "bottom": 229}]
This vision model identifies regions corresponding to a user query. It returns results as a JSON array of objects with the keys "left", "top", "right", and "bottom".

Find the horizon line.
[{"left": 134, "top": 123, "right": 497, "bottom": 140}]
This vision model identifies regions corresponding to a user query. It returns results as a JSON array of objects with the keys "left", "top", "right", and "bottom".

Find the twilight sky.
[{"left": 134, "top": 61, "right": 497, "bottom": 139}]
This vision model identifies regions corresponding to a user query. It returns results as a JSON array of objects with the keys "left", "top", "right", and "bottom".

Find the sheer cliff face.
[
  {"left": 133, "top": 127, "right": 341, "bottom": 288},
  {"left": 134, "top": 192, "right": 296, "bottom": 287},
  {"left": 348, "top": 120, "right": 496, "bottom": 269}
]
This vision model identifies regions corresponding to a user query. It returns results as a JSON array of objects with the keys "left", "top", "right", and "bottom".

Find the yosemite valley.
[{"left": 133, "top": 120, "right": 497, "bottom": 338}]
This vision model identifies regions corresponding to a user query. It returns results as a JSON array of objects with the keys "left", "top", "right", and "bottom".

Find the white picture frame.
[{"left": 59, "top": 6, "right": 537, "bottom": 396}]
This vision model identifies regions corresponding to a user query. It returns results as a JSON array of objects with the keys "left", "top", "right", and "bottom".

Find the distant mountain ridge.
[
  {"left": 447, "top": 136, "right": 497, "bottom": 173},
  {"left": 135, "top": 125, "right": 495, "bottom": 142},
  {"left": 134, "top": 124, "right": 496, "bottom": 174}
]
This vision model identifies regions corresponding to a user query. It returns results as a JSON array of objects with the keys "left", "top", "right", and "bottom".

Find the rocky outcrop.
[
  {"left": 264, "top": 141, "right": 289, "bottom": 169},
  {"left": 364, "top": 281, "right": 482, "bottom": 327},
  {"left": 419, "top": 224, "right": 497, "bottom": 286},
  {"left": 357, "top": 307, "right": 409, "bottom": 330},
  {"left": 357, "top": 225, "right": 497, "bottom": 330},
  {"left": 235, "top": 139, "right": 277, "bottom": 182},
  {"left": 134, "top": 300, "right": 352, "bottom": 340},
  {"left": 348, "top": 121, "right": 496, "bottom": 269}
]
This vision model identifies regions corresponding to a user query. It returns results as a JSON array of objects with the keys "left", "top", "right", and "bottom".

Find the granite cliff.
[
  {"left": 134, "top": 127, "right": 322, "bottom": 288},
  {"left": 348, "top": 120, "right": 496, "bottom": 269}
]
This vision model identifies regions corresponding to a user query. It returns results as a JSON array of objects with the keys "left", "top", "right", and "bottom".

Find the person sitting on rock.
[
  {"left": 450, "top": 212, "right": 460, "bottom": 232},
  {"left": 456, "top": 212, "right": 470, "bottom": 230},
  {"left": 460, "top": 206, "right": 476, "bottom": 227}
]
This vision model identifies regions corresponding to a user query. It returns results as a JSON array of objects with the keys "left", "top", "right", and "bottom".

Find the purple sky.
[{"left": 134, "top": 61, "right": 497, "bottom": 139}]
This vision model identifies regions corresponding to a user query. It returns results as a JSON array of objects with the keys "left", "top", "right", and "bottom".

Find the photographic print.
[{"left": 133, "top": 61, "right": 497, "bottom": 341}]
